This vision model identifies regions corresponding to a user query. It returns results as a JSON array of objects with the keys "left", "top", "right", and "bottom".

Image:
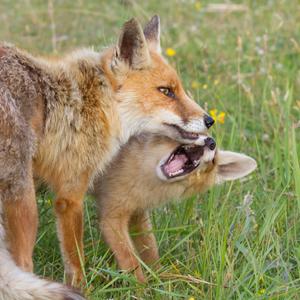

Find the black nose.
[
  {"left": 205, "top": 137, "right": 216, "bottom": 150},
  {"left": 204, "top": 115, "right": 215, "bottom": 129}
]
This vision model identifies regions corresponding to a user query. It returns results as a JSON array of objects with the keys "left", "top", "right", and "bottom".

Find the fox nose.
[
  {"left": 204, "top": 115, "right": 215, "bottom": 129},
  {"left": 205, "top": 137, "right": 216, "bottom": 150}
]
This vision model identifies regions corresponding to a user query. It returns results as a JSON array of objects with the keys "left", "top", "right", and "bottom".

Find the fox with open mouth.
[{"left": 92, "top": 135, "right": 257, "bottom": 282}]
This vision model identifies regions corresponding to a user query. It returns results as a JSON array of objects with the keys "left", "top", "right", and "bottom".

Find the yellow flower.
[
  {"left": 202, "top": 84, "right": 208, "bottom": 89},
  {"left": 191, "top": 80, "right": 200, "bottom": 89},
  {"left": 195, "top": 2, "right": 201, "bottom": 11},
  {"left": 213, "top": 79, "right": 219, "bottom": 85},
  {"left": 217, "top": 111, "right": 226, "bottom": 124},
  {"left": 209, "top": 109, "right": 217, "bottom": 120},
  {"left": 257, "top": 288, "right": 266, "bottom": 295},
  {"left": 165, "top": 48, "right": 176, "bottom": 57},
  {"left": 209, "top": 109, "right": 226, "bottom": 124}
]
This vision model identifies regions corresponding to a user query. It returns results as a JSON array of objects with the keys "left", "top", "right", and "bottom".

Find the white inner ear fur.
[{"left": 216, "top": 150, "right": 257, "bottom": 184}]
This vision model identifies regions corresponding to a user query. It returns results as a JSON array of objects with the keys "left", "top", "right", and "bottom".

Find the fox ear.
[
  {"left": 216, "top": 151, "right": 257, "bottom": 184},
  {"left": 112, "top": 18, "right": 151, "bottom": 71},
  {"left": 143, "top": 15, "right": 161, "bottom": 53}
]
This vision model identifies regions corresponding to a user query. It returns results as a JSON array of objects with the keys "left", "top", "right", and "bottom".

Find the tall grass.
[{"left": 0, "top": 0, "right": 299, "bottom": 299}]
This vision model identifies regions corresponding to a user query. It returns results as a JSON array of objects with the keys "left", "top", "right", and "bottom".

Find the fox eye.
[{"left": 158, "top": 87, "right": 176, "bottom": 99}]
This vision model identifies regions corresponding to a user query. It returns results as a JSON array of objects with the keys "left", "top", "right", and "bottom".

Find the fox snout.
[
  {"left": 181, "top": 114, "right": 215, "bottom": 134},
  {"left": 182, "top": 114, "right": 215, "bottom": 132},
  {"left": 205, "top": 136, "right": 216, "bottom": 150},
  {"left": 168, "top": 115, "right": 215, "bottom": 145},
  {"left": 162, "top": 94, "right": 216, "bottom": 144}
]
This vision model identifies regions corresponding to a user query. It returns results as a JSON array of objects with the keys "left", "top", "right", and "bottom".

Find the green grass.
[{"left": 1, "top": 0, "right": 299, "bottom": 299}]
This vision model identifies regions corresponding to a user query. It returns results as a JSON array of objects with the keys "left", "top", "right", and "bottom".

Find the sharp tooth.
[
  {"left": 193, "top": 160, "right": 200, "bottom": 166},
  {"left": 184, "top": 145, "right": 193, "bottom": 150},
  {"left": 168, "top": 153, "right": 175, "bottom": 163},
  {"left": 170, "top": 169, "right": 184, "bottom": 176}
]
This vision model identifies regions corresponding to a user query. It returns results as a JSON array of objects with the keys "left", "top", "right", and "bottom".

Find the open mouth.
[
  {"left": 160, "top": 144, "right": 205, "bottom": 179},
  {"left": 167, "top": 124, "right": 200, "bottom": 140}
]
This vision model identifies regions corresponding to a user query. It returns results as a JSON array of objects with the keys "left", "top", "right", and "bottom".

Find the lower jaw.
[
  {"left": 166, "top": 124, "right": 202, "bottom": 141},
  {"left": 180, "top": 133, "right": 200, "bottom": 140},
  {"left": 162, "top": 165, "right": 199, "bottom": 179}
]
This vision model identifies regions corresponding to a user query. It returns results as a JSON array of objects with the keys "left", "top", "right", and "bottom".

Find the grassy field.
[{"left": 1, "top": 0, "right": 299, "bottom": 299}]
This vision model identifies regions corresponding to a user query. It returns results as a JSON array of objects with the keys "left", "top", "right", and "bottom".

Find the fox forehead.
[{"left": 123, "top": 51, "right": 183, "bottom": 90}]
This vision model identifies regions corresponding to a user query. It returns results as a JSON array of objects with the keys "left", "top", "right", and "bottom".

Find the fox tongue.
[{"left": 164, "top": 154, "right": 188, "bottom": 174}]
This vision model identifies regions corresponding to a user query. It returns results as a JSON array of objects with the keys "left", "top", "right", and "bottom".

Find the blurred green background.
[{"left": 1, "top": 1, "right": 299, "bottom": 299}]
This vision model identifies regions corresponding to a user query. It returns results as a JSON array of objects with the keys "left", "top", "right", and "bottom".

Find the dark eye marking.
[{"left": 157, "top": 87, "right": 176, "bottom": 99}]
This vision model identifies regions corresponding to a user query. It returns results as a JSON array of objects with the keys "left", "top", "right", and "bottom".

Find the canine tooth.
[
  {"left": 184, "top": 145, "right": 191, "bottom": 149},
  {"left": 168, "top": 153, "right": 175, "bottom": 163},
  {"left": 193, "top": 160, "right": 200, "bottom": 166}
]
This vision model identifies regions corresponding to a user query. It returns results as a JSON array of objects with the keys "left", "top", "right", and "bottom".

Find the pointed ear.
[
  {"left": 216, "top": 151, "right": 257, "bottom": 184},
  {"left": 143, "top": 15, "right": 161, "bottom": 53},
  {"left": 112, "top": 18, "right": 151, "bottom": 72}
]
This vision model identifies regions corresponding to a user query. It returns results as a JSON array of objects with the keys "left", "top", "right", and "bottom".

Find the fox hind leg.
[
  {"left": 99, "top": 210, "right": 146, "bottom": 283},
  {"left": 130, "top": 211, "right": 160, "bottom": 268},
  {"left": 3, "top": 167, "right": 38, "bottom": 272},
  {"left": 0, "top": 95, "right": 38, "bottom": 272}
]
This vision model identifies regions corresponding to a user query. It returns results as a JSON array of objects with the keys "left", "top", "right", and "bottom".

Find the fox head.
[
  {"left": 94, "top": 135, "right": 257, "bottom": 211},
  {"left": 102, "top": 16, "right": 214, "bottom": 144},
  {"left": 154, "top": 136, "right": 257, "bottom": 198}
]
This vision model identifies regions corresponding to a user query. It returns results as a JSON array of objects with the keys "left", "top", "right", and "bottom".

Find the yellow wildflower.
[
  {"left": 191, "top": 80, "right": 200, "bottom": 89},
  {"left": 213, "top": 79, "right": 219, "bottom": 85},
  {"left": 257, "top": 288, "right": 266, "bottom": 295},
  {"left": 209, "top": 109, "right": 217, "bottom": 120},
  {"left": 209, "top": 109, "right": 226, "bottom": 124},
  {"left": 165, "top": 48, "right": 176, "bottom": 57},
  {"left": 195, "top": 2, "right": 201, "bottom": 11},
  {"left": 202, "top": 84, "right": 208, "bottom": 89},
  {"left": 188, "top": 297, "right": 196, "bottom": 300},
  {"left": 217, "top": 111, "right": 226, "bottom": 124}
]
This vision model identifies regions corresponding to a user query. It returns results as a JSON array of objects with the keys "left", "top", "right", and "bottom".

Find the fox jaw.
[
  {"left": 156, "top": 136, "right": 257, "bottom": 184},
  {"left": 106, "top": 15, "right": 213, "bottom": 145}
]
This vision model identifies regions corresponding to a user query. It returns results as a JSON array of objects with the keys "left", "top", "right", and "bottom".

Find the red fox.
[
  {"left": 92, "top": 135, "right": 257, "bottom": 282},
  {"left": 0, "top": 14, "right": 213, "bottom": 294}
]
